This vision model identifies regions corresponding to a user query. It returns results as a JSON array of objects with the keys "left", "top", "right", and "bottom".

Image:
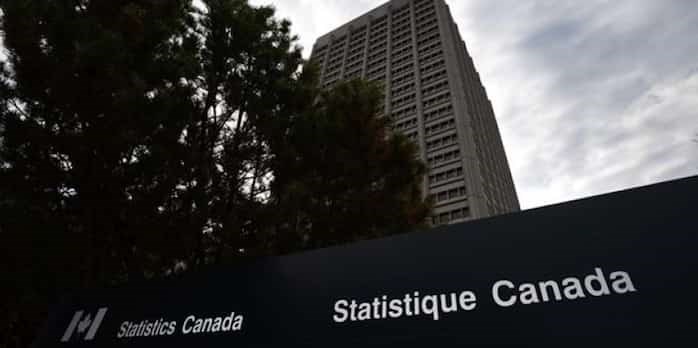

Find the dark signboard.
[{"left": 33, "top": 176, "right": 698, "bottom": 347}]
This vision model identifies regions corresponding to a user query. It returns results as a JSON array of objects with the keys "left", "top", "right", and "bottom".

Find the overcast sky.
[
  {"left": 2, "top": 2, "right": 696, "bottom": 209},
  {"left": 250, "top": 0, "right": 698, "bottom": 209}
]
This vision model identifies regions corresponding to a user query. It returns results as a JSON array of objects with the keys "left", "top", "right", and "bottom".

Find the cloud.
[
  {"left": 452, "top": 0, "right": 698, "bottom": 208},
  {"left": 257, "top": 0, "right": 698, "bottom": 209},
  {"left": 249, "top": 0, "right": 386, "bottom": 55},
  {"left": 2, "top": 1, "right": 694, "bottom": 209}
]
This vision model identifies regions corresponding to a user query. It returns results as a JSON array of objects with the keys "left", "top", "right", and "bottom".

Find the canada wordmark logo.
[{"left": 60, "top": 308, "right": 108, "bottom": 342}]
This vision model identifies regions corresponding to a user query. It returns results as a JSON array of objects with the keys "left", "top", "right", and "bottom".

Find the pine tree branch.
[{"left": 8, "top": 98, "right": 30, "bottom": 119}]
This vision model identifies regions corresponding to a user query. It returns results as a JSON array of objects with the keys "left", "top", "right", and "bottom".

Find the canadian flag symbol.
[{"left": 60, "top": 308, "right": 108, "bottom": 342}]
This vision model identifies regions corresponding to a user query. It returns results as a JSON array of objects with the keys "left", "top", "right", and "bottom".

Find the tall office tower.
[{"left": 310, "top": 0, "right": 519, "bottom": 225}]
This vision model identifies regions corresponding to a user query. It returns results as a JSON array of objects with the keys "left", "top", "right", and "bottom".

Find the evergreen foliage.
[
  {"left": 0, "top": 1, "right": 430, "bottom": 345},
  {"left": 269, "top": 80, "right": 431, "bottom": 253}
]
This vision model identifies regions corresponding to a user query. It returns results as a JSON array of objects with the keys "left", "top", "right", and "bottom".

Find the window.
[
  {"left": 428, "top": 166, "right": 464, "bottom": 185},
  {"left": 427, "top": 148, "right": 460, "bottom": 167},
  {"left": 423, "top": 92, "right": 451, "bottom": 109}
]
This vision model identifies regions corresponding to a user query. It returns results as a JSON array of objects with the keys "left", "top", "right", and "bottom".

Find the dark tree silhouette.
[
  {"left": 269, "top": 79, "right": 431, "bottom": 253},
  {"left": 0, "top": 1, "right": 430, "bottom": 345}
]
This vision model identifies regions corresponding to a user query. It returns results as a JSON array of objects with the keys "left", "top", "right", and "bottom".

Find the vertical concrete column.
[
  {"left": 433, "top": 0, "right": 487, "bottom": 218},
  {"left": 383, "top": 7, "right": 393, "bottom": 117},
  {"left": 314, "top": 44, "right": 330, "bottom": 83},
  {"left": 409, "top": 0, "right": 430, "bottom": 198},
  {"left": 322, "top": 35, "right": 338, "bottom": 84},
  {"left": 339, "top": 29, "right": 351, "bottom": 79},
  {"left": 361, "top": 19, "right": 372, "bottom": 78}
]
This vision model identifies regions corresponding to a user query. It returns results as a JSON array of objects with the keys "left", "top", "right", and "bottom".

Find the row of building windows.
[
  {"left": 418, "top": 17, "right": 438, "bottom": 32},
  {"left": 369, "top": 35, "right": 387, "bottom": 48},
  {"left": 371, "top": 19, "right": 387, "bottom": 34},
  {"left": 347, "top": 45, "right": 364, "bottom": 58},
  {"left": 351, "top": 25, "right": 367, "bottom": 35},
  {"left": 371, "top": 23, "right": 387, "bottom": 34},
  {"left": 425, "top": 117, "right": 455, "bottom": 136},
  {"left": 323, "top": 73, "right": 448, "bottom": 111},
  {"left": 422, "top": 80, "right": 449, "bottom": 97},
  {"left": 418, "top": 40, "right": 441, "bottom": 56},
  {"left": 429, "top": 166, "right": 464, "bottom": 186},
  {"left": 329, "top": 47, "right": 345, "bottom": 60},
  {"left": 326, "top": 52, "right": 342, "bottom": 63},
  {"left": 326, "top": 54, "right": 343, "bottom": 68},
  {"left": 348, "top": 43, "right": 365, "bottom": 56},
  {"left": 368, "top": 49, "right": 387, "bottom": 63},
  {"left": 367, "top": 57, "right": 386, "bottom": 73},
  {"left": 347, "top": 49, "right": 363, "bottom": 61},
  {"left": 392, "top": 45, "right": 412, "bottom": 59},
  {"left": 426, "top": 132, "right": 457, "bottom": 151},
  {"left": 391, "top": 98, "right": 455, "bottom": 123},
  {"left": 420, "top": 59, "right": 445, "bottom": 75},
  {"left": 370, "top": 43, "right": 387, "bottom": 54},
  {"left": 324, "top": 71, "right": 340, "bottom": 83},
  {"left": 424, "top": 103, "right": 453, "bottom": 123},
  {"left": 323, "top": 66, "right": 339, "bottom": 80},
  {"left": 391, "top": 105, "right": 417, "bottom": 121},
  {"left": 393, "top": 18, "right": 411, "bottom": 32},
  {"left": 313, "top": 46, "right": 327, "bottom": 58},
  {"left": 350, "top": 36, "right": 366, "bottom": 47},
  {"left": 431, "top": 185, "right": 467, "bottom": 203},
  {"left": 347, "top": 47, "right": 364, "bottom": 61},
  {"left": 316, "top": 1, "right": 442, "bottom": 86},
  {"left": 372, "top": 14, "right": 387, "bottom": 25},
  {"left": 416, "top": 8, "right": 436, "bottom": 24},
  {"left": 392, "top": 62, "right": 414, "bottom": 77},
  {"left": 421, "top": 68, "right": 447, "bottom": 85},
  {"left": 432, "top": 207, "right": 470, "bottom": 225},
  {"left": 392, "top": 82, "right": 415, "bottom": 97},
  {"left": 427, "top": 148, "right": 460, "bottom": 167},
  {"left": 345, "top": 60, "right": 362, "bottom": 74},
  {"left": 313, "top": 0, "right": 437, "bottom": 65},
  {"left": 350, "top": 26, "right": 366, "bottom": 37},
  {"left": 419, "top": 49, "right": 443, "bottom": 66},
  {"left": 330, "top": 35, "right": 346, "bottom": 48},
  {"left": 393, "top": 29, "right": 411, "bottom": 43},
  {"left": 392, "top": 36, "right": 412, "bottom": 50},
  {"left": 367, "top": 65, "right": 385, "bottom": 78},
  {"left": 370, "top": 32, "right": 387, "bottom": 45},
  {"left": 344, "top": 69, "right": 362, "bottom": 81},
  {"left": 392, "top": 93, "right": 416, "bottom": 109},
  {"left": 392, "top": 62, "right": 413, "bottom": 76},
  {"left": 423, "top": 91, "right": 450, "bottom": 109},
  {"left": 371, "top": 22, "right": 387, "bottom": 33},
  {"left": 415, "top": 0, "right": 434, "bottom": 12},
  {"left": 417, "top": 22, "right": 439, "bottom": 39},
  {"left": 393, "top": 53, "right": 413, "bottom": 67},
  {"left": 415, "top": 4, "right": 435, "bottom": 18},
  {"left": 394, "top": 3, "right": 410, "bottom": 14},
  {"left": 393, "top": 117, "right": 418, "bottom": 132},
  {"left": 392, "top": 72, "right": 415, "bottom": 86},
  {"left": 367, "top": 71, "right": 386, "bottom": 82},
  {"left": 417, "top": 32, "right": 440, "bottom": 48}
]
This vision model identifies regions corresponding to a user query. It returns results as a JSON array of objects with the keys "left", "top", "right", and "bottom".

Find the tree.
[
  {"left": 0, "top": 1, "right": 430, "bottom": 345},
  {"left": 268, "top": 79, "right": 431, "bottom": 253},
  {"left": 1, "top": 1, "right": 199, "bottom": 346}
]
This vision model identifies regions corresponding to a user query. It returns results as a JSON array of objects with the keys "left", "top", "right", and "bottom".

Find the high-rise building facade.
[{"left": 310, "top": 0, "right": 519, "bottom": 225}]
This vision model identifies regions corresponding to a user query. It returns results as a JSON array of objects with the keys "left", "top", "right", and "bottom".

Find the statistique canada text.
[{"left": 332, "top": 267, "right": 636, "bottom": 323}]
